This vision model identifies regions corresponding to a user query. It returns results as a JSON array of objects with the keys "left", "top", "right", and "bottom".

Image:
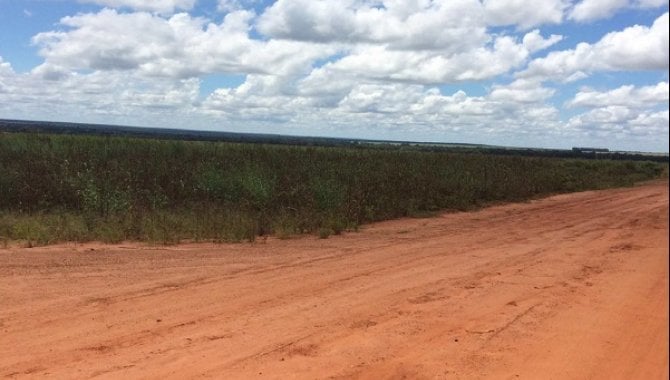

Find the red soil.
[{"left": 1, "top": 181, "right": 668, "bottom": 379}]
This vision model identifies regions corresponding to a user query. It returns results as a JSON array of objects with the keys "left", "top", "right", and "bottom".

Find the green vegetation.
[{"left": 0, "top": 133, "right": 665, "bottom": 246}]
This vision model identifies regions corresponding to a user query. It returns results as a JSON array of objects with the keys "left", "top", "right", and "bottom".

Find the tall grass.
[{"left": 0, "top": 133, "right": 665, "bottom": 245}]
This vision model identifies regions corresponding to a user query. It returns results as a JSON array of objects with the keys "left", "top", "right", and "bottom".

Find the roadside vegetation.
[{"left": 0, "top": 132, "right": 665, "bottom": 246}]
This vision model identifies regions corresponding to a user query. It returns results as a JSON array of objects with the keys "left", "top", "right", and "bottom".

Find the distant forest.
[{"left": 1, "top": 119, "right": 667, "bottom": 163}]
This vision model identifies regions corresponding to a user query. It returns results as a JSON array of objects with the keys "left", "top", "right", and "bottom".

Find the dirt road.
[{"left": 1, "top": 181, "right": 668, "bottom": 379}]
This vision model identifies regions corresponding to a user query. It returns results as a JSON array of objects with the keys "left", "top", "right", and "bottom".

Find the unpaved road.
[{"left": 1, "top": 181, "right": 668, "bottom": 379}]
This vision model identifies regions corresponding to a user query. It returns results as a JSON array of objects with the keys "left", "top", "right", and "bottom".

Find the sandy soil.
[{"left": 1, "top": 181, "right": 668, "bottom": 379}]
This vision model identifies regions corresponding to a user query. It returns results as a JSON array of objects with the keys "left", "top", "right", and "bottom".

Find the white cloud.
[
  {"left": 489, "top": 79, "right": 556, "bottom": 103},
  {"left": 0, "top": 65, "right": 202, "bottom": 130},
  {"left": 0, "top": 56, "right": 13, "bottom": 76},
  {"left": 522, "top": 30, "right": 563, "bottom": 53},
  {"left": 33, "top": 10, "right": 197, "bottom": 74},
  {"left": 254, "top": 1, "right": 566, "bottom": 86},
  {"left": 568, "top": 81, "right": 669, "bottom": 108},
  {"left": 571, "top": 105, "right": 635, "bottom": 125},
  {"left": 31, "top": 9, "right": 334, "bottom": 79},
  {"left": 569, "top": 0, "right": 629, "bottom": 22},
  {"left": 337, "top": 83, "right": 428, "bottom": 114},
  {"left": 569, "top": 0, "right": 669, "bottom": 22},
  {"left": 257, "top": 0, "right": 489, "bottom": 51},
  {"left": 29, "top": 2, "right": 569, "bottom": 87},
  {"left": 567, "top": 107, "right": 669, "bottom": 138},
  {"left": 31, "top": 63, "right": 71, "bottom": 81},
  {"left": 301, "top": 34, "right": 534, "bottom": 85},
  {"left": 202, "top": 74, "right": 319, "bottom": 122},
  {"left": 203, "top": 71, "right": 563, "bottom": 140},
  {"left": 637, "top": 0, "right": 669, "bottom": 6},
  {"left": 627, "top": 110, "right": 669, "bottom": 136},
  {"left": 565, "top": 82, "right": 669, "bottom": 142},
  {"left": 1, "top": 2, "right": 668, "bottom": 152},
  {"left": 521, "top": 12, "right": 669, "bottom": 81},
  {"left": 80, "top": 0, "right": 196, "bottom": 14},
  {"left": 218, "top": 0, "right": 244, "bottom": 12},
  {"left": 483, "top": 0, "right": 569, "bottom": 29}
]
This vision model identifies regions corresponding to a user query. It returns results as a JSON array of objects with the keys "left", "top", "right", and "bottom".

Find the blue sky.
[{"left": 0, "top": 0, "right": 668, "bottom": 151}]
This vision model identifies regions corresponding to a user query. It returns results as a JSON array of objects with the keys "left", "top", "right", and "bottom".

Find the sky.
[{"left": 0, "top": 0, "right": 668, "bottom": 152}]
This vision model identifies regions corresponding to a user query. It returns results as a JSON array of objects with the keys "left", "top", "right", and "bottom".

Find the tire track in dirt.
[{"left": 1, "top": 181, "right": 667, "bottom": 379}]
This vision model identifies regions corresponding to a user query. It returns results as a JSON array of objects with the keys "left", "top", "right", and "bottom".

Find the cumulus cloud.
[
  {"left": 256, "top": 0, "right": 570, "bottom": 48},
  {"left": 0, "top": 57, "right": 14, "bottom": 94},
  {"left": 257, "top": 0, "right": 567, "bottom": 48},
  {"left": 337, "top": 83, "right": 429, "bottom": 114},
  {"left": 569, "top": 0, "right": 629, "bottom": 22},
  {"left": 295, "top": 31, "right": 559, "bottom": 86},
  {"left": 489, "top": 79, "right": 556, "bottom": 103},
  {"left": 80, "top": 0, "right": 196, "bottom": 14},
  {"left": 218, "top": 0, "right": 244, "bottom": 12},
  {"left": 568, "top": 82, "right": 669, "bottom": 108},
  {"left": 32, "top": 9, "right": 334, "bottom": 79},
  {"left": 202, "top": 74, "right": 321, "bottom": 122},
  {"left": 31, "top": 62, "right": 71, "bottom": 81},
  {"left": 564, "top": 82, "right": 669, "bottom": 143},
  {"left": 1, "top": 1, "right": 668, "bottom": 151},
  {"left": 344, "top": 39, "right": 520, "bottom": 82},
  {"left": 0, "top": 56, "right": 13, "bottom": 75},
  {"left": 521, "top": 12, "right": 669, "bottom": 81},
  {"left": 0, "top": 67, "right": 203, "bottom": 136},
  {"left": 567, "top": 107, "right": 669, "bottom": 137},
  {"left": 483, "top": 0, "right": 569, "bottom": 29},
  {"left": 569, "top": 0, "right": 669, "bottom": 22},
  {"left": 627, "top": 110, "right": 670, "bottom": 136},
  {"left": 32, "top": 5, "right": 565, "bottom": 86},
  {"left": 522, "top": 30, "right": 563, "bottom": 53},
  {"left": 257, "top": 0, "right": 489, "bottom": 51},
  {"left": 203, "top": 71, "right": 562, "bottom": 140}
]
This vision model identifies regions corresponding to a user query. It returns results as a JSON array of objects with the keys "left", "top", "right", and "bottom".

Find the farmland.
[
  {"left": 0, "top": 128, "right": 668, "bottom": 378},
  {"left": 0, "top": 131, "right": 665, "bottom": 245}
]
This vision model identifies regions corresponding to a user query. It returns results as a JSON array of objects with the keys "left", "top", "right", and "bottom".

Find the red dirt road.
[{"left": 1, "top": 181, "right": 668, "bottom": 379}]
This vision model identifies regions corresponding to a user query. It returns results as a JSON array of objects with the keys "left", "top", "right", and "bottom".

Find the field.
[
  {"left": 0, "top": 132, "right": 666, "bottom": 245},
  {"left": 1, "top": 180, "right": 667, "bottom": 378}
]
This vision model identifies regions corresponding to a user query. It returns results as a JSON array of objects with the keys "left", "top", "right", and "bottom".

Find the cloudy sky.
[{"left": 0, "top": 0, "right": 668, "bottom": 151}]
